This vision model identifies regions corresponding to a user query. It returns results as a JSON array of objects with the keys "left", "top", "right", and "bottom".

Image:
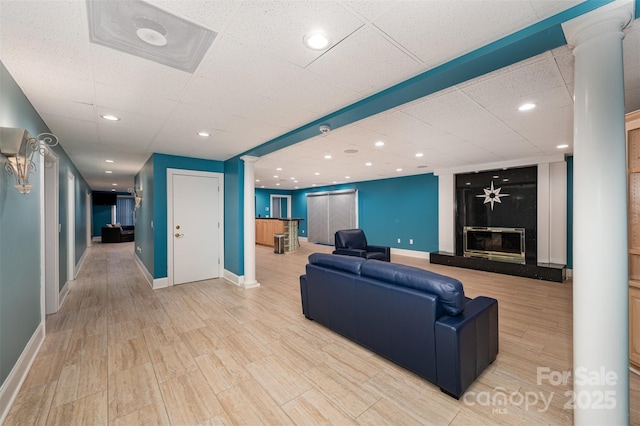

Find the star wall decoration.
[{"left": 476, "top": 181, "right": 509, "bottom": 210}]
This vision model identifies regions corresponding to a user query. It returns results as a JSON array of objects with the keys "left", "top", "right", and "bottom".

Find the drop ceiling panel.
[
  {"left": 460, "top": 59, "right": 566, "bottom": 107},
  {"left": 270, "top": 69, "right": 360, "bottom": 116},
  {"left": 224, "top": 1, "right": 364, "bottom": 68},
  {"left": 372, "top": 1, "right": 536, "bottom": 66},
  {"left": 0, "top": 1, "right": 88, "bottom": 42},
  {"left": 90, "top": 44, "right": 192, "bottom": 101},
  {"left": 307, "top": 25, "right": 420, "bottom": 94},
  {"left": 196, "top": 35, "right": 303, "bottom": 99},
  {"left": 94, "top": 84, "right": 178, "bottom": 119}
]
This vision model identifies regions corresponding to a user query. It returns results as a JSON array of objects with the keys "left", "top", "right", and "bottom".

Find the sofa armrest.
[
  {"left": 435, "top": 296, "right": 498, "bottom": 398},
  {"left": 366, "top": 245, "right": 391, "bottom": 261},
  {"left": 299, "top": 275, "right": 310, "bottom": 318},
  {"left": 332, "top": 248, "right": 367, "bottom": 258}
]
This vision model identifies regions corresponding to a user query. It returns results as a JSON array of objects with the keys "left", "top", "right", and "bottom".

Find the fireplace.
[{"left": 463, "top": 226, "right": 525, "bottom": 264}]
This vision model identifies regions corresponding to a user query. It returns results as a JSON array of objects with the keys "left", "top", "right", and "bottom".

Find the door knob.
[{"left": 175, "top": 233, "right": 184, "bottom": 238}]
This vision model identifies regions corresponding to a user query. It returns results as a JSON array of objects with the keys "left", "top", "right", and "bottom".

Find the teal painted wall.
[
  {"left": 93, "top": 205, "right": 112, "bottom": 236},
  {"left": 135, "top": 156, "right": 155, "bottom": 277},
  {"left": 224, "top": 157, "right": 243, "bottom": 276},
  {"left": 255, "top": 188, "right": 292, "bottom": 218},
  {"left": 0, "top": 63, "right": 47, "bottom": 386},
  {"left": 0, "top": 62, "right": 89, "bottom": 385},
  {"left": 150, "top": 153, "right": 224, "bottom": 279},
  {"left": 291, "top": 174, "right": 439, "bottom": 252}
]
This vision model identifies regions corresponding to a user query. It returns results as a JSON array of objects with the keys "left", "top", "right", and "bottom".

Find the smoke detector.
[{"left": 319, "top": 124, "right": 331, "bottom": 134}]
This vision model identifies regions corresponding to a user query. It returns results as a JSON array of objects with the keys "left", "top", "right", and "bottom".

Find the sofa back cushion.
[
  {"left": 309, "top": 253, "right": 365, "bottom": 275},
  {"left": 361, "top": 260, "right": 466, "bottom": 316}
]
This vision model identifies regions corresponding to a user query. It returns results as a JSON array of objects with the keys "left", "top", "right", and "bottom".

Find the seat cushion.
[{"left": 361, "top": 260, "right": 466, "bottom": 316}]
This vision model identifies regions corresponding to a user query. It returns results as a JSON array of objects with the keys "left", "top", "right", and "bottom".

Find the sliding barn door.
[{"left": 307, "top": 190, "right": 357, "bottom": 245}]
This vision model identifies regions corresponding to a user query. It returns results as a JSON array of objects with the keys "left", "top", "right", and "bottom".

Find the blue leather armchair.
[{"left": 333, "top": 229, "right": 390, "bottom": 262}]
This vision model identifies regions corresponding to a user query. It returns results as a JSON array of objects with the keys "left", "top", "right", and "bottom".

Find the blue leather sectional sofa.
[{"left": 299, "top": 253, "right": 498, "bottom": 398}]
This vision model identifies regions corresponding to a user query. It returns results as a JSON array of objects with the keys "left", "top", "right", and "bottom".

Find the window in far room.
[{"left": 115, "top": 196, "right": 134, "bottom": 226}]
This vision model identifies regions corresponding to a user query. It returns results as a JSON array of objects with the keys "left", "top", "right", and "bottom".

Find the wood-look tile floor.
[{"left": 5, "top": 241, "right": 640, "bottom": 425}]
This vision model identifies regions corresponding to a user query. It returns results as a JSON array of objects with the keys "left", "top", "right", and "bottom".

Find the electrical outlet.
[
  {"left": 302, "top": 230, "right": 305, "bottom": 234},
  {"left": 409, "top": 239, "right": 414, "bottom": 245},
  {"left": 397, "top": 238, "right": 401, "bottom": 243},
  {"left": 151, "top": 220, "right": 153, "bottom": 228},
  {"left": 136, "top": 246, "right": 142, "bottom": 253}
]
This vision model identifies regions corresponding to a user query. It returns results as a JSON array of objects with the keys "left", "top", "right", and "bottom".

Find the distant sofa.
[
  {"left": 101, "top": 224, "right": 134, "bottom": 243},
  {"left": 299, "top": 253, "right": 499, "bottom": 398}
]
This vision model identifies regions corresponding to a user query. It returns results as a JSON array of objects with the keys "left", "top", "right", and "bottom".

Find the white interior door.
[{"left": 171, "top": 173, "right": 220, "bottom": 285}]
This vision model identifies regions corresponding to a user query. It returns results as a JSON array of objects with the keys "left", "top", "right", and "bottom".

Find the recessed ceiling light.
[
  {"left": 276, "top": 183, "right": 280, "bottom": 186},
  {"left": 255, "top": 179, "right": 260, "bottom": 182},
  {"left": 111, "top": 189, "right": 116, "bottom": 192},
  {"left": 503, "top": 178, "right": 510, "bottom": 182},
  {"left": 261, "top": 185, "right": 265, "bottom": 188},
  {"left": 112, "top": 183, "right": 118, "bottom": 186},
  {"left": 101, "top": 114, "right": 120, "bottom": 121},
  {"left": 312, "top": 184, "right": 317, "bottom": 187},
  {"left": 105, "top": 159, "right": 114, "bottom": 163},
  {"left": 557, "top": 144, "right": 569, "bottom": 149},
  {"left": 105, "top": 171, "right": 113, "bottom": 174},
  {"left": 276, "top": 167, "right": 282, "bottom": 171},
  {"left": 375, "top": 141, "right": 385, "bottom": 147},
  {"left": 294, "top": 180, "right": 298, "bottom": 183},
  {"left": 345, "top": 176, "right": 350, "bottom": 179},
  {"left": 303, "top": 31, "right": 330, "bottom": 50},
  {"left": 493, "top": 175, "right": 499, "bottom": 178},
  {"left": 294, "top": 186, "right": 299, "bottom": 189},
  {"left": 314, "top": 172, "right": 320, "bottom": 176},
  {"left": 135, "top": 16, "right": 168, "bottom": 46},
  {"left": 324, "top": 155, "right": 332, "bottom": 159},
  {"left": 273, "top": 175, "right": 279, "bottom": 178},
  {"left": 365, "top": 162, "right": 372, "bottom": 166},
  {"left": 518, "top": 103, "right": 536, "bottom": 111},
  {"left": 396, "top": 168, "right": 403, "bottom": 172},
  {"left": 290, "top": 177, "right": 295, "bottom": 180},
  {"left": 415, "top": 153, "right": 424, "bottom": 158},
  {"left": 197, "top": 132, "right": 210, "bottom": 137}
]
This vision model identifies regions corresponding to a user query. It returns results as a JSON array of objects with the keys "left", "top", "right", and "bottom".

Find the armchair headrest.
[{"left": 334, "top": 229, "right": 367, "bottom": 250}]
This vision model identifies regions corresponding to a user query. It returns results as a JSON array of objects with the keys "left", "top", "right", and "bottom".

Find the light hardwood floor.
[{"left": 5, "top": 241, "right": 640, "bottom": 425}]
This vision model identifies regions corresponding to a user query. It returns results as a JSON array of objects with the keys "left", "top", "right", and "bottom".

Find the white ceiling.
[{"left": 1, "top": 1, "right": 639, "bottom": 191}]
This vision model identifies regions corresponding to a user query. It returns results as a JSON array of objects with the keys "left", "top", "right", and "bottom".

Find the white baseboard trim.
[
  {"left": 133, "top": 254, "right": 154, "bottom": 288},
  {"left": 0, "top": 322, "right": 45, "bottom": 424},
  {"left": 223, "top": 269, "right": 243, "bottom": 286},
  {"left": 59, "top": 280, "right": 70, "bottom": 309},
  {"left": 390, "top": 248, "right": 430, "bottom": 260},
  {"left": 566, "top": 268, "right": 573, "bottom": 279},
  {"left": 153, "top": 277, "right": 169, "bottom": 290},
  {"left": 75, "top": 248, "right": 89, "bottom": 279}
]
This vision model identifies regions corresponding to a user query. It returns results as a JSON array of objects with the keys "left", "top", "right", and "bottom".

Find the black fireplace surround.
[{"left": 455, "top": 166, "right": 537, "bottom": 264}]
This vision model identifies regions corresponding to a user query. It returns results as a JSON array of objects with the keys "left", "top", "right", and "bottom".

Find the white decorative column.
[
  {"left": 241, "top": 155, "right": 260, "bottom": 288},
  {"left": 562, "top": 1, "right": 634, "bottom": 423}
]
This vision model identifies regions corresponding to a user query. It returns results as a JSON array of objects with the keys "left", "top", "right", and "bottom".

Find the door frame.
[
  {"left": 270, "top": 194, "right": 291, "bottom": 218},
  {"left": 166, "top": 168, "right": 224, "bottom": 287},
  {"left": 40, "top": 150, "right": 60, "bottom": 316}
]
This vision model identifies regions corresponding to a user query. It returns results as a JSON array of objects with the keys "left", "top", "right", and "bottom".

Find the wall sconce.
[
  {"left": 0, "top": 127, "right": 59, "bottom": 194},
  {"left": 127, "top": 187, "right": 143, "bottom": 210}
]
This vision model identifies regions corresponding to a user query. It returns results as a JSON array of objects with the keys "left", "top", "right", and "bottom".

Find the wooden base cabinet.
[
  {"left": 255, "top": 219, "right": 284, "bottom": 246},
  {"left": 627, "top": 110, "right": 640, "bottom": 370}
]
